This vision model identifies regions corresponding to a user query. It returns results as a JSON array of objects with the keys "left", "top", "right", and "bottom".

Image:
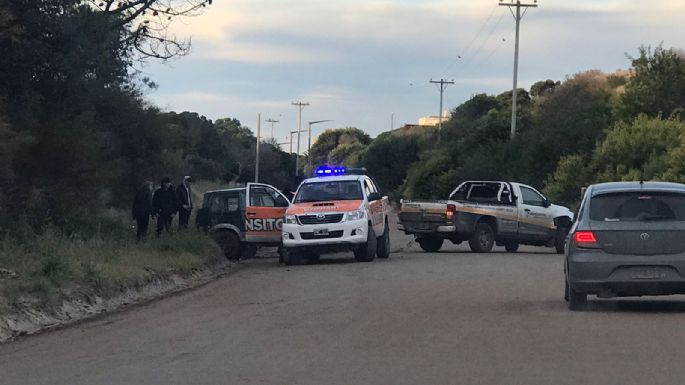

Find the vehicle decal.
[
  {"left": 246, "top": 218, "right": 283, "bottom": 232},
  {"left": 402, "top": 204, "right": 557, "bottom": 229}
]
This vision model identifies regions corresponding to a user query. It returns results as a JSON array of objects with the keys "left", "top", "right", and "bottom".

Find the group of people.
[{"left": 131, "top": 176, "right": 194, "bottom": 241}]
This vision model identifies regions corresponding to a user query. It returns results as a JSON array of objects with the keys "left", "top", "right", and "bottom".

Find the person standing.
[
  {"left": 176, "top": 176, "right": 193, "bottom": 229},
  {"left": 132, "top": 181, "right": 154, "bottom": 241},
  {"left": 152, "top": 177, "right": 178, "bottom": 236}
]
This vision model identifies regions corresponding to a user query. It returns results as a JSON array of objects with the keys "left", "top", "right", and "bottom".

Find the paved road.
[{"left": 3, "top": 228, "right": 685, "bottom": 385}]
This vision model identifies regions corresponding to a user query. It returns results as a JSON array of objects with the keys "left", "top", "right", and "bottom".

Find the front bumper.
[
  {"left": 567, "top": 249, "right": 685, "bottom": 296},
  {"left": 282, "top": 218, "right": 368, "bottom": 248}
]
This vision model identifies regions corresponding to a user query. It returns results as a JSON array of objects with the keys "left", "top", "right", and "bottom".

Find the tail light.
[
  {"left": 573, "top": 230, "right": 599, "bottom": 249},
  {"left": 446, "top": 204, "right": 457, "bottom": 221}
]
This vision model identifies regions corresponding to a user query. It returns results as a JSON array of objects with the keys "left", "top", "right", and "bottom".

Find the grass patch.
[{"left": 0, "top": 213, "right": 222, "bottom": 309}]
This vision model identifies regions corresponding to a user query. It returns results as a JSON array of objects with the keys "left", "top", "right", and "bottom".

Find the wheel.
[
  {"left": 240, "top": 244, "right": 257, "bottom": 259},
  {"left": 418, "top": 237, "right": 443, "bottom": 252},
  {"left": 215, "top": 231, "right": 240, "bottom": 260},
  {"left": 566, "top": 279, "right": 587, "bottom": 311},
  {"left": 354, "top": 224, "right": 377, "bottom": 262},
  {"left": 505, "top": 242, "right": 519, "bottom": 253},
  {"left": 469, "top": 222, "right": 495, "bottom": 253},
  {"left": 376, "top": 221, "right": 390, "bottom": 259},
  {"left": 278, "top": 246, "right": 285, "bottom": 264},
  {"left": 281, "top": 247, "right": 302, "bottom": 266},
  {"left": 555, "top": 226, "right": 569, "bottom": 254}
]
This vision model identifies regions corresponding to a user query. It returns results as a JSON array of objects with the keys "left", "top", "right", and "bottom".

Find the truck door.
[
  {"left": 364, "top": 178, "right": 384, "bottom": 236},
  {"left": 517, "top": 185, "right": 554, "bottom": 240},
  {"left": 245, "top": 183, "right": 290, "bottom": 243}
]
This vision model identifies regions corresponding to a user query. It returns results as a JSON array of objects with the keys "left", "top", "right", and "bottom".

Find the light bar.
[{"left": 315, "top": 166, "right": 347, "bottom": 176}]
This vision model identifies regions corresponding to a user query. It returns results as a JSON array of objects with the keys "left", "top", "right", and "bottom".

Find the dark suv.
[
  {"left": 196, "top": 183, "right": 290, "bottom": 260},
  {"left": 565, "top": 181, "right": 685, "bottom": 310}
]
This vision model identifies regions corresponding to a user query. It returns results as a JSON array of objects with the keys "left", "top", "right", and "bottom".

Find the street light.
[
  {"left": 307, "top": 120, "right": 333, "bottom": 161},
  {"left": 289, "top": 129, "right": 307, "bottom": 154}
]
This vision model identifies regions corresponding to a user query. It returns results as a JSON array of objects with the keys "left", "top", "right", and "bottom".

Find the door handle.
[{"left": 524, "top": 209, "right": 531, "bottom": 213}]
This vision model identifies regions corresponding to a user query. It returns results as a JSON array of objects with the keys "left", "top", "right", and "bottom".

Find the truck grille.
[
  {"left": 298, "top": 214, "right": 344, "bottom": 225},
  {"left": 300, "top": 230, "right": 345, "bottom": 240}
]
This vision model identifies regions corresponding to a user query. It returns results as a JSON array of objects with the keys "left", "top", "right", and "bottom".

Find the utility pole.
[
  {"left": 499, "top": 0, "right": 537, "bottom": 138},
  {"left": 307, "top": 120, "right": 333, "bottom": 163},
  {"left": 429, "top": 78, "right": 454, "bottom": 143},
  {"left": 391, "top": 113, "right": 394, "bottom": 131},
  {"left": 291, "top": 101, "right": 309, "bottom": 176},
  {"left": 265, "top": 118, "right": 279, "bottom": 139},
  {"left": 255, "top": 114, "right": 261, "bottom": 183}
]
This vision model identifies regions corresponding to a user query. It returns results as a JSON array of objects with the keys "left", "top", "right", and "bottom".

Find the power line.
[
  {"left": 442, "top": 3, "right": 499, "bottom": 74},
  {"left": 499, "top": 0, "right": 538, "bottom": 138},
  {"left": 455, "top": 9, "right": 507, "bottom": 76}
]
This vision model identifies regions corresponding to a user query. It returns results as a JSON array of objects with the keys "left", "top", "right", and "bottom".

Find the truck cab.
[
  {"left": 196, "top": 183, "right": 290, "bottom": 260},
  {"left": 399, "top": 181, "right": 574, "bottom": 253},
  {"left": 280, "top": 167, "right": 391, "bottom": 265}
]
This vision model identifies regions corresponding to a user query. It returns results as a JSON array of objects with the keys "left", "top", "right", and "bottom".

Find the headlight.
[
  {"left": 285, "top": 215, "right": 297, "bottom": 224},
  {"left": 346, "top": 209, "right": 365, "bottom": 221}
]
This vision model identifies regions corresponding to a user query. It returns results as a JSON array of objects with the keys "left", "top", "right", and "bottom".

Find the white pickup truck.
[{"left": 398, "top": 181, "right": 574, "bottom": 253}]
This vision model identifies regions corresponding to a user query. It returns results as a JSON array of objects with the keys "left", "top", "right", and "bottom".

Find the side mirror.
[
  {"left": 543, "top": 199, "right": 551, "bottom": 208},
  {"left": 368, "top": 192, "right": 382, "bottom": 201}
]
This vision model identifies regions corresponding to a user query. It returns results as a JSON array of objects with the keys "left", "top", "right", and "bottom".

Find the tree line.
[
  {"left": 0, "top": 0, "right": 296, "bottom": 235},
  {"left": 315, "top": 45, "right": 685, "bottom": 209}
]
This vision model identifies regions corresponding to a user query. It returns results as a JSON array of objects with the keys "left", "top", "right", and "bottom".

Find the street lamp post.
[{"left": 307, "top": 119, "right": 333, "bottom": 162}]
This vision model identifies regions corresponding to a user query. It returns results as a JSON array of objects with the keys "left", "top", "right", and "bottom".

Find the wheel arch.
[{"left": 211, "top": 223, "right": 245, "bottom": 241}]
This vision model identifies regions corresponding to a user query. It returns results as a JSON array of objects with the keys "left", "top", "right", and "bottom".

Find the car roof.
[
  {"left": 590, "top": 181, "right": 685, "bottom": 196},
  {"left": 301, "top": 175, "right": 365, "bottom": 183},
  {"left": 205, "top": 187, "right": 246, "bottom": 194}
]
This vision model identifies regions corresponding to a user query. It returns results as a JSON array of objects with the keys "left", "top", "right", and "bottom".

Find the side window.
[
  {"left": 209, "top": 194, "right": 240, "bottom": 213},
  {"left": 250, "top": 187, "right": 276, "bottom": 207},
  {"left": 520, "top": 187, "right": 545, "bottom": 207},
  {"left": 363, "top": 180, "right": 373, "bottom": 198}
]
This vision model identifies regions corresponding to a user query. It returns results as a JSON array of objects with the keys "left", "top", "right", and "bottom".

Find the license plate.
[
  {"left": 631, "top": 269, "right": 665, "bottom": 280},
  {"left": 314, "top": 228, "right": 329, "bottom": 236},
  {"left": 418, "top": 223, "right": 430, "bottom": 230}
]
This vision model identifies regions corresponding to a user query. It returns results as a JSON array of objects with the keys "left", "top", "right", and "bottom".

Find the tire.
[
  {"left": 281, "top": 247, "right": 302, "bottom": 266},
  {"left": 566, "top": 279, "right": 587, "bottom": 311},
  {"left": 354, "top": 224, "right": 377, "bottom": 262},
  {"left": 240, "top": 244, "right": 257, "bottom": 259},
  {"left": 215, "top": 231, "right": 240, "bottom": 260},
  {"left": 376, "top": 221, "right": 390, "bottom": 259},
  {"left": 555, "top": 226, "right": 569, "bottom": 254},
  {"left": 278, "top": 245, "right": 285, "bottom": 264},
  {"left": 505, "top": 242, "right": 519, "bottom": 253},
  {"left": 418, "top": 237, "right": 443, "bottom": 252},
  {"left": 469, "top": 222, "right": 495, "bottom": 253}
]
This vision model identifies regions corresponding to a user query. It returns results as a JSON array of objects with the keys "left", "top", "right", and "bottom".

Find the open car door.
[{"left": 245, "top": 183, "right": 290, "bottom": 243}]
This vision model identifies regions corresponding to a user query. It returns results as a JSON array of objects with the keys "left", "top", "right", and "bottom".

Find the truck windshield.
[
  {"left": 590, "top": 192, "right": 685, "bottom": 222},
  {"left": 294, "top": 181, "right": 363, "bottom": 203}
]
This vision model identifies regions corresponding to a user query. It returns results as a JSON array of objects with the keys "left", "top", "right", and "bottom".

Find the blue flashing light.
[{"left": 315, "top": 165, "right": 347, "bottom": 176}]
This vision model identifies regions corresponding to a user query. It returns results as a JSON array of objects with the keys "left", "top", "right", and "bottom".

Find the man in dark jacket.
[
  {"left": 176, "top": 175, "right": 193, "bottom": 229},
  {"left": 132, "top": 181, "right": 154, "bottom": 241},
  {"left": 152, "top": 177, "right": 178, "bottom": 236}
]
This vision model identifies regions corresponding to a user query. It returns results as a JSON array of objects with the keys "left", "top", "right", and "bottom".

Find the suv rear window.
[{"left": 590, "top": 192, "right": 685, "bottom": 221}]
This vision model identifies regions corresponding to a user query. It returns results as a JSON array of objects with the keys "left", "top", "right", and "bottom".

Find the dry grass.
[{"left": 0, "top": 211, "right": 221, "bottom": 309}]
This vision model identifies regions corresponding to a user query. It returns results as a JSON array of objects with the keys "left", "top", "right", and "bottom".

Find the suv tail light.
[
  {"left": 573, "top": 230, "right": 600, "bottom": 249},
  {"left": 446, "top": 204, "right": 457, "bottom": 221}
]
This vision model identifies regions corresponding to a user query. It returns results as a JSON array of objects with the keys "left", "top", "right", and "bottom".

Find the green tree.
[{"left": 617, "top": 45, "right": 685, "bottom": 121}]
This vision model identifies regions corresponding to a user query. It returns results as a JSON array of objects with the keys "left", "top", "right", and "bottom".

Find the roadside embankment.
[{"left": 0, "top": 226, "right": 229, "bottom": 343}]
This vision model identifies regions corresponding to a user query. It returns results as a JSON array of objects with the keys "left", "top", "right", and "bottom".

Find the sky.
[{"left": 142, "top": 0, "right": 685, "bottom": 151}]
